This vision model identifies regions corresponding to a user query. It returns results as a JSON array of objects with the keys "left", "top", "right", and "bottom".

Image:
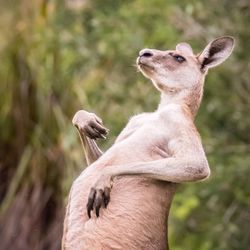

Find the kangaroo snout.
[
  {"left": 137, "top": 48, "right": 157, "bottom": 79},
  {"left": 139, "top": 49, "right": 154, "bottom": 58},
  {"left": 137, "top": 49, "right": 154, "bottom": 66}
]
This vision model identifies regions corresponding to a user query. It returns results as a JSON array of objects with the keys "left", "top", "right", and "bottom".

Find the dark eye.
[{"left": 173, "top": 55, "right": 185, "bottom": 63}]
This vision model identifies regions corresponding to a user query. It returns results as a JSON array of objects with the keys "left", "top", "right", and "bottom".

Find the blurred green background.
[{"left": 0, "top": 0, "right": 249, "bottom": 249}]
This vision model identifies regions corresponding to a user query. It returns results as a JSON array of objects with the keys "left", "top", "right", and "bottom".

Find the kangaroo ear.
[
  {"left": 176, "top": 42, "right": 193, "bottom": 56},
  {"left": 198, "top": 36, "right": 235, "bottom": 70}
]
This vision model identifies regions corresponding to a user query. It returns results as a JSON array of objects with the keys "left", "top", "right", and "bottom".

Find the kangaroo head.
[{"left": 137, "top": 36, "right": 235, "bottom": 114}]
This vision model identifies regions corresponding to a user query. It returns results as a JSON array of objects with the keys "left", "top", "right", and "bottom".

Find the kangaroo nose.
[{"left": 139, "top": 49, "right": 153, "bottom": 57}]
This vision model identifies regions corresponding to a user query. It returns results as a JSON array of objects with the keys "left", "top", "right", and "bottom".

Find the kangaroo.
[{"left": 62, "top": 36, "right": 235, "bottom": 250}]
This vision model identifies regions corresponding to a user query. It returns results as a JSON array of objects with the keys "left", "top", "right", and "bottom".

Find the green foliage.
[{"left": 0, "top": 0, "right": 249, "bottom": 249}]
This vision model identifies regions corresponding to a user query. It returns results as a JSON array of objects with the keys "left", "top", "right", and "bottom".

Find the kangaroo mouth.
[{"left": 137, "top": 57, "right": 155, "bottom": 73}]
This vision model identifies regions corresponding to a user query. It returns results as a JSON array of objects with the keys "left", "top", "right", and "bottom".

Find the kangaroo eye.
[{"left": 173, "top": 55, "right": 185, "bottom": 63}]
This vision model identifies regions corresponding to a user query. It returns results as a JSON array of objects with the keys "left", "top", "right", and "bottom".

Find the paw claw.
[
  {"left": 87, "top": 183, "right": 112, "bottom": 218},
  {"left": 86, "top": 188, "right": 96, "bottom": 218},
  {"left": 95, "top": 189, "right": 104, "bottom": 217},
  {"left": 103, "top": 187, "right": 111, "bottom": 208},
  {"left": 72, "top": 111, "right": 108, "bottom": 140}
]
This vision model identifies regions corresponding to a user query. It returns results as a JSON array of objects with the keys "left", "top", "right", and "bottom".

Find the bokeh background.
[{"left": 0, "top": 0, "right": 249, "bottom": 249}]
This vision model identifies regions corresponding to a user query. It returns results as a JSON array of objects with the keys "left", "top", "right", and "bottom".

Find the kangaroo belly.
[{"left": 64, "top": 171, "right": 176, "bottom": 250}]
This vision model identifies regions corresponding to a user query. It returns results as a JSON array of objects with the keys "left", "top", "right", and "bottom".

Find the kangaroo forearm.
[
  {"left": 105, "top": 157, "right": 210, "bottom": 183},
  {"left": 78, "top": 131, "right": 103, "bottom": 165},
  {"left": 72, "top": 110, "right": 108, "bottom": 165}
]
